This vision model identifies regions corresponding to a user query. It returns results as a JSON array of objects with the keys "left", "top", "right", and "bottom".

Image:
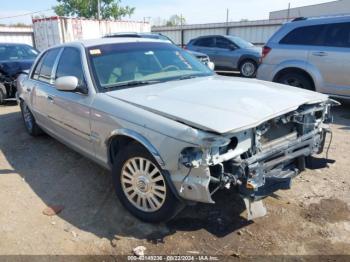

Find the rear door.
[
  {"left": 307, "top": 22, "right": 350, "bottom": 97},
  {"left": 30, "top": 48, "right": 62, "bottom": 129}
]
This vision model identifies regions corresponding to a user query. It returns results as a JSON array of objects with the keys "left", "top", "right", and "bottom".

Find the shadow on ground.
[{"left": 0, "top": 109, "right": 248, "bottom": 244}]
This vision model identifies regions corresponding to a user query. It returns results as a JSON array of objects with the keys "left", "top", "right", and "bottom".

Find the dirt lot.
[{"left": 0, "top": 102, "right": 349, "bottom": 257}]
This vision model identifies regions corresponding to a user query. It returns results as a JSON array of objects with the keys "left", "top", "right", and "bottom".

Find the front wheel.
[
  {"left": 239, "top": 60, "right": 257, "bottom": 78},
  {"left": 112, "top": 142, "right": 181, "bottom": 223},
  {"left": 20, "top": 101, "right": 43, "bottom": 136}
]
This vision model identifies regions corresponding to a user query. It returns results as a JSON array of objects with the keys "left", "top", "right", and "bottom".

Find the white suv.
[{"left": 257, "top": 16, "right": 350, "bottom": 99}]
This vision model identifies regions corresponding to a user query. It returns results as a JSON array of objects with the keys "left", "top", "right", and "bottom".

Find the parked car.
[
  {"left": 257, "top": 16, "right": 350, "bottom": 99},
  {"left": 186, "top": 35, "right": 261, "bottom": 77},
  {"left": 17, "top": 38, "right": 334, "bottom": 222},
  {"left": 0, "top": 43, "right": 38, "bottom": 104},
  {"left": 104, "top": 32, "right": 215, "bottom": 70}
]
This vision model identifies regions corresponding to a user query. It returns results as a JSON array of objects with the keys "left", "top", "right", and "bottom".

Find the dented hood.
[{"left": 106, "top": 75, "right": 328, "bottom": 134}]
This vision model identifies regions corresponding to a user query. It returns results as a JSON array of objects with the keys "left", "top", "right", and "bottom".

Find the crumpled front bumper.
[{"left": 238, "top": 128, "right": 327, "bottom": 200}]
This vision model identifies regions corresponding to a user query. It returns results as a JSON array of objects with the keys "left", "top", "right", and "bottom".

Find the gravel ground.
[{"left": 0, "top": 102, "right": 349, "bottom": 257}]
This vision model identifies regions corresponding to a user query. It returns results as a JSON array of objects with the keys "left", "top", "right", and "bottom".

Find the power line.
[{"left": 0, "top": 8, "right": 53, "bottom": 20}]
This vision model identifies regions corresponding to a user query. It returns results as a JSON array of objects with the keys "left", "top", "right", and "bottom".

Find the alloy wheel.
[
  {"left": 121, "top": 157, "right": 167, "bottom": 212},
  {"left": 241, "top": 61, "right": 256, "bottom": 77}
]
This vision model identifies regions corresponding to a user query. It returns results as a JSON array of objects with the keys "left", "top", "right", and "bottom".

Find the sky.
[{"left": 0, "top": 0, "right": 334, "bottom": 25}]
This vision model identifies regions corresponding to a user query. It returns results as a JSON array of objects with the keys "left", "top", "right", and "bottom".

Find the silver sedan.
[{"left": 17, "top": 38, "right": 334, "bottom": 222}]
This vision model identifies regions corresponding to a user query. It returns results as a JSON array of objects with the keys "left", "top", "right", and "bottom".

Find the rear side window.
[
  {"left": 36, "top": 48, "right": 60, "bottom": 83},
  {"left": 193, "top": 37, "right": 215, "bottom": 47},
  {"left": 323, "top": 22, "right": 350, "bottom": 48},
  {"left": 280, "top": 24, "right": 326, "bottom": 46},
  {"left": 55, "top": 47, "right": 85, "bottom": 85}
]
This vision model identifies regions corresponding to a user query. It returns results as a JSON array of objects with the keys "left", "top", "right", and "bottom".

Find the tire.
[
  {"left": 276, "top": 72, "right": 314, "bottom": 90},
  {"left": 112, "top": 142, "right": 181, "bottom": 223},
  {"left": 0, "top": 83, "right": 7, "bottom": 105},
  {"left": 20, "top": 100, "right": 43, "bottom": 136},
  {"left": 239, "top": 59, "right": 257, "bottom": 78}
]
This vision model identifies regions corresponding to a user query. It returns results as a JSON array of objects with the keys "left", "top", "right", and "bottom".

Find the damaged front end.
[{"left": 177, "top": 100, "right": 337, "bottom": 220}]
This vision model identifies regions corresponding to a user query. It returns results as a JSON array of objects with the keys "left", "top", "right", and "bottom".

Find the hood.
[
  {"left": 241, "top": 46, "right": 262, "bottom": 56},
  {"left": 0, "top": 59, "right": 35, "bottom": 77},
  {"left": 106, "top": 75, "right": 328, "bottom": 134}
]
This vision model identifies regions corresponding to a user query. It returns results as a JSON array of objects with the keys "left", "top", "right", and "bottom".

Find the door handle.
[
  {"left": 47, "top": 96, "right": 54, "bottom": 102},
  {"left": 312, "top": 51, "right": 328, "bottom": 57}
]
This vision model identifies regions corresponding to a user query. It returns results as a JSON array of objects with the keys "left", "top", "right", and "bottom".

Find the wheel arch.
[
  {"left": 273, "top": 67, "right": 316, "bottom": 91},
  {"left": 107, "top": 128, "right": 182, "bottom": 200},
  {"left": 238, "top": 55, "right": 259, "bottom": 68},
  {"left": 106, "top": 128, "right": 165, "bottom": 168}
]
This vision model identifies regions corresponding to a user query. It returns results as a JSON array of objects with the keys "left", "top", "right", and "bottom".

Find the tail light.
[{"left": 262, "top": 46, "right": 271, "bottom": 59}]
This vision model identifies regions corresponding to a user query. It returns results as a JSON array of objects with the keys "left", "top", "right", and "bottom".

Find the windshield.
[
  {"left": 0, "top": 44, "right": 38, "bottom": 61},
  {"left": 226, "top": 36, "right": 254, "bottom": 49},
  {"left": 88, "top": 42, "right": 213, "bottom": 91}
]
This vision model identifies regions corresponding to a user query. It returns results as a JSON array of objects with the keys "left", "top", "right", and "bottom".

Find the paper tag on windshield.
[{"left": 90, "top": 49, "right": 101, "bottom": 55}]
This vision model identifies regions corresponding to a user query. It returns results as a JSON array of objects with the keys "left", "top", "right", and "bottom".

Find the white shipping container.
[{"left": 33, "top": 16, "right": 151, "bottom": 51}]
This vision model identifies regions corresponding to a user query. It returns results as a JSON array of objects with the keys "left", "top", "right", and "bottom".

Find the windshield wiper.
[
  {"left": 179, "top": 74, "right": 202, "bottom": 80},
  {"left": 104, "top": 80, "right": 162, "bottom": 90}
]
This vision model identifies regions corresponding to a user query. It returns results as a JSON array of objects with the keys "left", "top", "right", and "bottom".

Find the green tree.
[
  {"left": 54, "top": 0, "right": 135, "bottom": 20},
  {"left": 166, "top": 15, "right": 186, "bottom": 26}
]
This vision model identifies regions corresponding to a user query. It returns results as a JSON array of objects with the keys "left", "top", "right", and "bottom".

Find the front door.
[
  {"left": 48, "top": 47, "right": 94, "bottom": 158},
  {"left": 213, "top": 37, "right": 239, "bottom": 70}
]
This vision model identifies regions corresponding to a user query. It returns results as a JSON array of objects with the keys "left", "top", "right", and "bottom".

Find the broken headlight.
[{"left": 179, "top": 136, "right": 231, "bottom": 168}]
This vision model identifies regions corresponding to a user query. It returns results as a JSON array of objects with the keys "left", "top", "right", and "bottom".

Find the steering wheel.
[{"left": 162, "top": 65, "right": 180, "bottom": 72}]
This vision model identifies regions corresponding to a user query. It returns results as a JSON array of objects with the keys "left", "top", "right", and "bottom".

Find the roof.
[
  {"left": 66, "top": 37, "right": 165, "bottom": 48},
  {"left": 105, "top": 32, "right": 162, "bottom": 36},
  {"left": 0, "top": 42, "right": 32, "bottom": 46},
  {"left": 285, "top": 14, "right": 350, "bottom": 26}
]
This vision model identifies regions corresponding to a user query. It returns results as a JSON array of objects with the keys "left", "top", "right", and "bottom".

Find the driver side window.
[
  {"left": 55, "top": 47, "right": 85, "bottom": 86},
  {"left": 215, "top": 37, "right": 233, "bottom": 49}
]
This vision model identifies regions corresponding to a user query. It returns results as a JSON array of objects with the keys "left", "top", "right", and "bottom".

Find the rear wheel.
[
  {"left": 277, "top": 72, "right": 314, "bottom": 90},
  {"left": 20, "top": 101, "right": 42, "bottom": 136},
  {"left": 112, "top": 142, "right": 181, "bottom": 223},
  {"left": 0, "top": 83, "right": 7, "bottom": 105},
  {"left": 239, "top": 60, "right": 257, "bottom": 78}
]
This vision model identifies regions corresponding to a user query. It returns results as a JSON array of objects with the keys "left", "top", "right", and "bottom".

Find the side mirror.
[
  {"left": 19, "top": 70, "right": 29, "bottom": 75},
  {"left": 207, "top": 61, "right": 215, "bottom": 71},
  {"left": 229, "top": 44, "right": 236, "bottom": 50},
  {"left": 55, "top": 76, "right": 79, "bottom": 92}
]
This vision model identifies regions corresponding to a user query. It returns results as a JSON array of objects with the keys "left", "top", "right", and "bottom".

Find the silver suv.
[{"left": 257, "top": 16, "right": 350, "bottom": 99}]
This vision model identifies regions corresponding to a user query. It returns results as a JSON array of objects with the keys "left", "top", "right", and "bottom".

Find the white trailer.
[{"left": 32, "top": 16, "right": 151, "bottom": 51}]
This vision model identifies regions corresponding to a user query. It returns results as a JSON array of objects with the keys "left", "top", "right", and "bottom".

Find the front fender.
[{"left": 106, "top": 128, "right": 165, "bottom": 167}]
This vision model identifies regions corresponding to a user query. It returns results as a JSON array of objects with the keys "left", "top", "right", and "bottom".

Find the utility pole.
[
  {"left": 143, "top": 16, "right": 151, "bottom": 23},
  {"left": 180, "top": 14, "right": 184, "bottom": 48},
  {"left": 97, "top": 0, "right": 101, "bottom": 20},
  {"left": 287, "top": 2, "right": 291, "bottom": 20},
  {"left": 226, "top": 8, "right": 229, "bottom": 35}
]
